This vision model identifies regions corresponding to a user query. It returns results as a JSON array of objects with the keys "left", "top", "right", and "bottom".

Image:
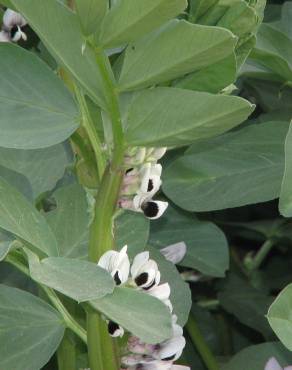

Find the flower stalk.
[
  {"left": 86, "top": 47, "right": 125, "bottom": 370},
  {"left": 186, "top": 313, "right": 219, "bottom": 370}
]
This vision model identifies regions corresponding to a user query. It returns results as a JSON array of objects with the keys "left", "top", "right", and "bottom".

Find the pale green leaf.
[
  {"left": 0, "top": 177, "right": 58, "bottom": 256},
  {"left": 250, "top": 24, "right": 292, "bottom": 82},
  {"left": 118, "top": 20, "right": 237, "bottom": 91},
  {"left": 175, "top": 53, "right": 237, "bottom": 93},
  {"left": 0, "top": 284, "right": 65, "bottom": 370},
  {"left": 26, "top": 250, "right": 115, "bottom": 302},
  {"left": 222, "top": 342, "right": 292, "bottom": 370},
  {"left": 0, "top": 143, "right": 72, "bottom": 199},
  {"left": 150, "top": 207, "right": 229, "bottom": 277},
  {"left": 45, "top": 184, "right": 89, "bottom": 259},
  {"left": 99, "top": 0, "right": 187, "bottom": 48},
  {"left": 279, "top": 121, "right": 292, "bottom": 217},
  {"left": 116, "top": 211, "right": 150, "bottom": 258},
  {"left": 90, "top": 287, "right": 172, "bottom": 343},
  {"left": 11, "top": 0, "right": 106, "bottom": 109},
  {"left": 0, "top": 44, "right": 78, "bottom": 149},
  {"left": 124, "top": 87, "right": 254, "bottom": 147},
  {"left": 163, "top": 121, "right": 288, "bottom": 211},
  {"left": 75, "top": 0, "right": 108, "bottom": 36},
  {"left": 267, "top": 283, "right": 292, "bottom": 350}
]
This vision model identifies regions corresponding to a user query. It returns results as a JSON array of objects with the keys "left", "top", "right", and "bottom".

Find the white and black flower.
[
  {"left": 138, "top": 163, "right": 162, "bottom": 197},
  {"left": 131, "top": 251, "right": 160, "bottom": 290},
  {"left": 98, "top": 245, "right": 130, "bottom": 285},
  {"left": 107, "top": 320, "right": 124, "bottom": 338},
  {"left": 133, "top": 194, "right": 168, "bottom": 220},
  {"left": 2, "top": 9, "right": 27, "bottom": 42}
]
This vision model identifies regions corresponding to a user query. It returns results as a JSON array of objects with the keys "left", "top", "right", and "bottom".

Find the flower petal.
[
  {"left": 265, "top": 358, "right": 283, "bottom": 370},
  {"left": 3, "top": 9, "right": 27, "bottom": 30},
  {"left": 160, "top": 242, "right": 187, "bottom": 265}
]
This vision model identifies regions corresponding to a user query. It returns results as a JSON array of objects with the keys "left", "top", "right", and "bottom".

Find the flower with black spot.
[
  {"left": 133, "top": 193, "right": 168, "bottom": 220},
  {"left": 98, "top": 245, "right": 130, "bottom": 285}
]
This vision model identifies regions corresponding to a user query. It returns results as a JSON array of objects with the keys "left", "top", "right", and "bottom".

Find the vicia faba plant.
[{"left": 1, "top": 0, "right": 292, "bottom": 370}]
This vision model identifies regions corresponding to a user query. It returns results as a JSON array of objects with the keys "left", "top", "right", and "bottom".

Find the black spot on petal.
[
  {"left": 143, "top": 279, "right": 156, "bottom": 291},
  {"left": 126, "top": 167, "right": 134, "bottom": 174},
  {"left": 135, "top": 272, "right": 149, "bottom": 287},
  {"left": 114, "top": 271, "right": 122, "bottom": 285},
  {"left": 108, "top": 321, "right": 120, "bottom": 336},
  {"left": 10, "top": 25, "right": 18, "bottom": 39},
  {"left": 162, "top": 354, "right": 176, "bottom": 361},
  {"left": 142, "top": 201, "right": 159, "bottom": 218},
  {"left": 147, "top": 179, "right": 154, "bottom": 192}
]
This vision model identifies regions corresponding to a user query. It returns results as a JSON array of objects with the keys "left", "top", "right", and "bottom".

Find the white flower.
[
  {"left": 2, "top": 9, "right": 27, "bottom": 42},
  {"left": 131, "top": 251, "right": 160, "bottom": 289},
  {"left": 133, "top": 194, "right": 168, "bottom": 220},
  {"left": 98, "top": 245, "right": 130, "bottom": 285},
  {"left": 146, "top": 148, "right": 167, "bottom": 162},
  {"left": 146, "top": 283, "right": 172, "bottom": 312},
  {"left": 107, "top": 320, "right": 124, "bottom": 338},
  {"left": 0, "top": 30, "right": 10, "bottom": 42},
  {"left": 160, "top": 242, "right": 187, "bottom": 265},
  {"left": 138, "top": 163, "right": 162, "bottom": 197},
  {"left": 265, "top": 357, "right": 292, "bottom": 370},
  {"left": 153, "top": 317, "right": 185, "bottom": 362}
]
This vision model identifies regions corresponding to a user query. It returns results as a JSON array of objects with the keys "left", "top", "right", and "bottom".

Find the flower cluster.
[
  {"left": 265, "top": 357, "right": 292, "bottom": 370},
  {"left": 119, "top": 147, "right": 168, "bottom": 220},
  {"left": 0, "top": 9, "right": 27, "bottom": 43},
  {"left": 97, "top": 245, "right": 189, "bottom": 370}
]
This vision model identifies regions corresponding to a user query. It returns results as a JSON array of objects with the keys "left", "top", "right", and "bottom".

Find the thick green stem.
[
  {"left": 86, "top": 49, "right": 125, "bottom": 370},
  {"left": 5, "top": 255, "right": 87, "bottom": 345},
  {"left": 57, "top": 331, "right": 76, "bottom": 370},
  {"left": 186, "top": 314, "right": 219, "bottom": 370}
]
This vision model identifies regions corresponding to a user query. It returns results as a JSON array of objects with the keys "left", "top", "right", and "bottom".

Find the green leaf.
[
  {"left": 273, "top": 2, "right": 292, "bottom": 40},
  {"left": 0, "top": 165, "right": 33, "bottom": 201},
  {"left": 118, "top": 20, "right": 237, "bottom": 91},
  {"left": 75, "top": 0, "right": 108, "bottom": 36},
  {"left": 163, "top": 121, "right": 288, "bottom": 212},
  {"left": 267, "top": 283, "right": 292, "bottom": 350},
  {"left": 0, "top": 143, "right": 72, "bottom": 199},
  {"left": 150, "top": 206, "right": 229, "bottom": 277},
  {"left": 26, "top": 250, "right": 115, "bottom": 302},
  {"left": 175, "top": 53, "right": 237, "bottom": 93},
  {"left": 124, "top": 87, "right": 254, "bottom": 147},
  {"left": 45, "top": 184, "right": 89, "bottom": 259},
  {"left": 217, "top": 1, "right": 257, "bottom": 38},
  {"left": 0, "top": 177, "right": 58, "bottom": 256},
  {"left": 189, "top": 0, "right": 219, "bottom": 22},
  {"left": 218, "top": 274, "right": 273, "bottom": 338},
  {"left": 0, "top": 284, "right": 65, "bottom": 370},
  {"left": 90, "top": 286, "right": 172, "bottom": 344},
  {"left": 250, "top": 24, "right": 292, "bottom": 82},
  {"left": 116, "top": 211, "right": 150, "bottom": 258},
  {"left": 11, "top": 0, "right": 106, "bottom": 109},
  {"left": 0, "top": 241, "right": 13, "bottom": 262},
  {"left": 222, "top": 342, "right": 292, "bottom": 370},
  {"left": 149, "top": 247, "right": 192, "bottom": 327},
  {"left": 0, "top": 44, "right": 78, "bottom": 149},
  {"left": 99, "top": 0, "right": 187, "bottom": 48},
  {"left": 279, "top": 121, "right": 292, "bottom": 217}
]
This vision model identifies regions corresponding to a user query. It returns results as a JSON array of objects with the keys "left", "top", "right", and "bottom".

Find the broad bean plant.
[{"left": 0, "top": 1, "right": 292, "bottom": 370}]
